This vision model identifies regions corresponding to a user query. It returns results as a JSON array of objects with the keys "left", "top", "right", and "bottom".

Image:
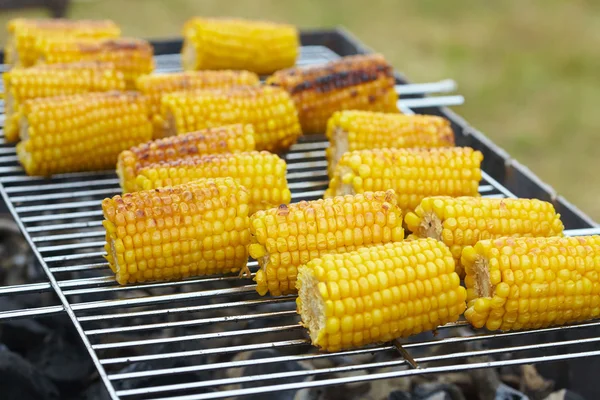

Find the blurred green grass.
[{"left": 1, "top": 0, "right": 599, "bottom": 221}]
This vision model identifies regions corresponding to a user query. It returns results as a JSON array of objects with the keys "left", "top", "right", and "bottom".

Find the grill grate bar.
[{"left": 0, "top": 305, "right": 64, "bottom": 321}]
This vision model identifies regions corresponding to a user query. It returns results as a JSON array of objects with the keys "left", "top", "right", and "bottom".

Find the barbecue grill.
[{"left": 0, "top": 29, "right": 599, "bottom": 400}]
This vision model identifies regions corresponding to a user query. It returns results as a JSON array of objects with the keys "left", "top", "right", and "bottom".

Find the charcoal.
[
  {"left": 389, "top": 391, "right": 413, "bottom": 400},
  {"left": 0, "top": 298, "right": 50, "bottom": 353},
  {"left": 77, "top": 381, "right": 112, "bottom": 400},
  {"left": 495, "top": 383, "right": 528, "bottom": 400},
  {"left": 0, "top": 343, "right": 59, "bottom": 400},
  {"left": 413, "top": 382, "right": 466, "bottom": 400},
  {"left": 543, "top": 389, "right": 586, "bottom": 400}
]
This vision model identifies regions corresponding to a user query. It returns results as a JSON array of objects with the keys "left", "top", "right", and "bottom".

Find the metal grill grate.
[{"left": 1, "top": 44, "right": 600, "bottom": 400}]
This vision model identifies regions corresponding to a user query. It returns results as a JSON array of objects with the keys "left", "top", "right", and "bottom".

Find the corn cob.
[
  {"left": 16, "top": 91, "right": 152, "bottom": 177},
  {"left": 249, "top": 190, "right": 405, "bottom": 297},
  {"left": 136, "top": 70, "right": 260, "bottom": 138},
  {"left": 117, "top": 124, "right": 256, "bottom": 193},
  {"left": 3, "top": 61, "right": 126, "bottom": 143},
  {"left": 102, "top": 178, "right": 251, "bottom": 285},
  {"left": 296, "top": 239, "right": 467, "bottom": 352},
  {"left": 161, "top": 85, "right": 301, "bottom": 152},
  {"left": 133, "top": 151, "right": 290, "bottom": 215},
  {"left": 325, "top": 147, "right": 483, "bottom": 214},
  {"left": 326, "top": 111, "right": 455, "bottom": 176},
  {"left": 405, "top": 197, "right": 565, "bottom": 277},
  {"left": 36, "top": 37, "right": 154, "bottom": 87},
  {"left": 182, "top": 17, "right": 299, "bottom": 75},
  {"left": 463, "top": 236, "right": 600, "bottom": 332},
  {"left": 266, "top": 54, "right": 399, "bottom": 134},
  {"left": 5, "top": 18, "right": 120, "bottom": 67}
]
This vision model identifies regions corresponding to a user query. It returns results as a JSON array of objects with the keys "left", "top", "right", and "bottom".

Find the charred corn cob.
[
  {"left": 16, "top": 91, "right": 152, "bottom": 176},
  {"left": 326, "top": 111, "right": 455, "bottom": 176},
  {"left": 182, "top": 17, "right": 299, "bottom": 74},
  {"left": 405, "top": 197, "right": 565, "bottom": 277},
  {"left": 463, "top": 236, "right": 600, "bottom": 332},
  {"left": 3, "top": 61, "right": 126, "bottom": 142},
  {"left": 136, "top": 70, "right": 260, "bottom": 138},
  {"left": 249, "top": 190, "right": 405, "bottom": 297},
  {"left": 161, "top": 86, "right": 301, "bottom": 152},
  {"left": 133, "top": 151, "right": 290, "bottom": 214},
  {"left": 102, "top": 178, "right": 251, "bottom": 285},
  {"left": 325, "top": 147, "right": 483, "bottom": 214},
  {"left": 266, "top": 54, "right": 399, "bottom": 134},
  {"left": 36, "top": 37, "right": 154, "bottom": 87},
  {"left": 5, "top": 18, "right": 120, "bottom": 67},
  {"left": 297, "top": 239, "right": 467, "bottom": 352},
  {"left": 118, "top": 124, "right": 256, "bottom": 193}
]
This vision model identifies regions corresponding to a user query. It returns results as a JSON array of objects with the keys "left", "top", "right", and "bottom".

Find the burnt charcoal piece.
[
  {"left": 0, "top": 298, "right": 50, "bottom": 353},
  {"left": 388, "top": 391, "right": 412, "bottom": 400},
  {"left": 413, "top": 382, "right": 466, "bottom": 400},
  {"left": 78, "top": 381, "right": 112, "bottom": 400},
  {"left": 0, "top": 344, "right": 59, "bottom": 400},
  {"left": 494, "top": 383, "right": 528, "bottom": 400}
]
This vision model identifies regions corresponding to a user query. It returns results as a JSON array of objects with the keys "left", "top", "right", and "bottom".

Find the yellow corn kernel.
[
  {"left": 463, "top": 236, "right": 600, "bottom": 331},
  {"left": 325, "top": 111, "right": 455, "bottom": 176},
  {"left": 405, "top": 197, "right": 565, "bottom": 277},
  {"left": 296, "top": 239, "right": 466, "bottom": 352},
  {"left": 326, "top": 147, "right": 483, "bottom": 215},
  {"left": 102, "top": 178, "right": 251, "bottom": 285},
  {"left": 133, "top": 151, "right": 290, "bottom": 215},
  {"left": 117, "top": 124, "right": 256, "bottom": 193},
  {"left": 182, "top": 17, "right": 298, "bottom": 74},
  {"left": 16, "top": 91, "right": 152, "bottom": 177},
  {"left": 266, "top": 54, "right": 398, "bottom": 134},
  {"left": 251, "top": 190, "right": 405, "bottom": 296},
  {"left": 161, "top": 85, "right": 301, "bottom": 152}
]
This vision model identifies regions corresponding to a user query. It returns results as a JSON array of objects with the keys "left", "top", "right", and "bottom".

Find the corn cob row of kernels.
[
  {"left": 117, "top": 124, "right": 256, "bottom": 193},
  {"left": 249, "top": 190, "right": 405, "bottom": 297}
]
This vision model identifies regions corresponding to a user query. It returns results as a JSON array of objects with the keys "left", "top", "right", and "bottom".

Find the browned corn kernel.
[
  {"left": 325, "top": 147, "right": 483, "bottom": 214},
  {"left": 182, "top": 17, "right": 299, "bottom": 74},
  {"left": 249, "top": 190, "right": 405, "bottom": 297},
  {"left": 325, "top": 111, "right": 455, "bottom": 176},
  {"left": 3, "top": 61, "right": 126, "bottom": 142},
  {"left": 296, "top": 239, "right": 467, "bottom": 352},
  {"left": 405, "top": 197, "right": 565, "bottom": 277},
  {"left": 16, "top": 91, "right": 152, "bottom": 176},
  {"left": 266, "top": 54, "right": 399, "bottom": 134},
  {"left": 117, "top": 124, "right": 256, "bottom": 193},
  {"left": 463, "top": 236, "right": 600, "bottom": 332},
  {"left": 36, "top": 37, "right": 154, "bottom": 87},
  {"left": 135, "top": 70, "right": 260, "bottom": 138},
  {"left": 102, "top": 178, "right": 251, "bottom": 285},
  {"left": 133, "top": 151, "right": 290, "bottom": 214},
  {"left": 5, "top": 18, "right": 120, "bottom": 67},
  {"left": 161, "top": 85, "right": 301, "bottom": 152}
]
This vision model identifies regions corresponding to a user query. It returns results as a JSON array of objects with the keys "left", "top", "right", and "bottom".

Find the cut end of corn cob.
[
  {"left": 117, "top": 124, "right": 256, "bottom": 193},
  {"left": 132, "top": 151, "right": 291, "bottom": 214},
  {"left": 182, "top": 17, "right": 299, "bottom": 74},
  {"left": 250, "top": 190, "right": 405, "bottom": 297},
  {"left": 161, "top": 85, "right": 301, "bottom": 152},
  {"left": 267, "top": 54, "right": 399, "bottom": 134},
  {"left": 102, "top": 178, "right": 251, "bottom": 285},
  {"left": 296, "top": 239, "right": 467, "bottom": 352},
  {"left": 325, "top": 111, "right": 455, "bottom": 177},
  {"left": 325, "top": 147, "right": 483, "bottom": 214},
  {"left": 405, "top": 197, "right": 565, "bottom": 277},
  {"left": 463, "top": 236, "right": 600, "bottom": 332}
]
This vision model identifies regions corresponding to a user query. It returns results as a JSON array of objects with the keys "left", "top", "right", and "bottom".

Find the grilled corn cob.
[
  {"left": 326, "top": 111, "right": 455, "bottom": 176},
  {"left": 5, "top": 18, "right": 120, "bottom": 67},
  {"left": 16, "top": 91, "right": 152, "bottom": 176},
  {"left": 296, "top": 239, "right": 467, "bottom": 352},
  {"left": 463, "top": 236, "right": 600, "bottom": 332},
  {"left": 133, "top": 151, "right": 290, "bottom": 214},
  {"left": 102, "top": 178, "right": 251, "bottom": 285},
  {"left": 3, "top": 61, "right": 126, "bottom": 142},
  {"left": 36, "top": 37, "right": 154, "bottom": 87},
  {"left": 136, "top": 70, "right": 260, "bottom": 138},
  {"left": 267, "top": 54, "right": 398, "bottom": 134},
  {"left": 161, "top": 86, "right": 301, "bottom": 152},
  {"left": 249, "top": 190, "right": 405, "bottom": 297},
  {"left": 405, "top": 197, "right": 565, "bottom": 277},
  {"left": 118, "top": 124, "right": 256, "bottom": 193},
  {"left": 325, "top": 147, "right": 483, "bottom": 214},
  {"left": 182, "top": 17, "right": 299, "bottom": 74}
]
